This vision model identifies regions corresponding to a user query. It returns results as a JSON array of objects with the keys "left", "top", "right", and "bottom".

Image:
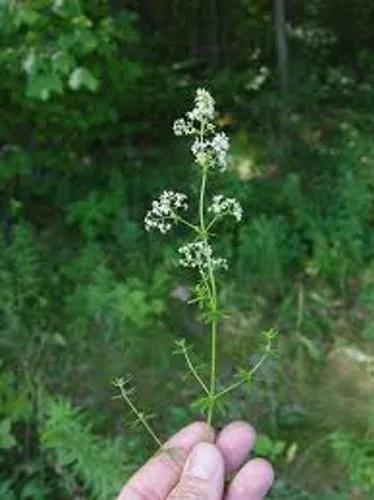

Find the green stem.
[
  {"left": 250, "top": 352, "right": 268, "bottom": 375},
  {"left": 172, "top": 214, "right": 201, "bottom": 234},
  {"left": 116, "top": 381, "right": 162, "bottom": 448},
  {"left": 196, "top": 120, "right": 219, "bottom": 425},
  {"left": 207, "top": 314, "right": 217, "bottom": 425},
  {"left": 181, "top": 344, "right": 210, "bottom": 394},
  {"left": 215, "top": 353, "right": 268, "bottom": 400},
  {"left": 201, "top": 171, "right": 219, "bottom": 425},
  {"left": 199, "top": 168, "right": 207, "bottom": 233},
  {"left": 296, "top": 282, "right": 304, "bottom": 330},
  {"left": 215, "top": 379, "right": 242, "bottom": 400},
  {"left": 206, "top": 214, "right": 221, "bottom": 231}
]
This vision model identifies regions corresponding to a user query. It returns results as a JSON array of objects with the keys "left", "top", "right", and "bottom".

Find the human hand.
[{"left": 117, "top": 421, "right": 274, "bottom": 499}]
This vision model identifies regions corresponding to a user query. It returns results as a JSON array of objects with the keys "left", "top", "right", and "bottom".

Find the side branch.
[
  {"left": 114, "top": 378, "right": 162, "bottom": 448},
  {"left": 176, "top": 341, "right": 210, "bottom": 395}
]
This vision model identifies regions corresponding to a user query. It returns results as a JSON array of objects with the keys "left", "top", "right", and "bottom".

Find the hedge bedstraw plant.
[{"left": 114, "top": 89, "right": 277, "bottom": 445}]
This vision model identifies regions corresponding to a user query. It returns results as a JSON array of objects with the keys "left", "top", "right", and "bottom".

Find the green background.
[{"left": 0, "top": 1, "right": 373, "bottom": 498}]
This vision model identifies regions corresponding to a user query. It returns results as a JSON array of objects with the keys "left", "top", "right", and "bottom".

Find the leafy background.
[{"left": 0, "top": 0, "right": 373, "bottom": 498}]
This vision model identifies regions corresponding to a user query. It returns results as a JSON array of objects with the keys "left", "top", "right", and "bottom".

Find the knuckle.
[
  {"left": 168, "top": 477, "right": 209, "bottom": 500},
  {"left": 123, "top": 484, "right": 164, "bottom": 500},
  {"left": 158, "top": 448, "right": 184, "bottom": 474}
]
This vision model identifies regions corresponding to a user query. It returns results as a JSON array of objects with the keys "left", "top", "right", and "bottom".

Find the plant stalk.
[{"left": 116, "top": 381, "right": 162, "bottom": 448}]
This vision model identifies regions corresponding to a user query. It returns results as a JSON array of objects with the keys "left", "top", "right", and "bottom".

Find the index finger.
[{"left": 117, "top": 422, "right": 214, "bottom": 500}]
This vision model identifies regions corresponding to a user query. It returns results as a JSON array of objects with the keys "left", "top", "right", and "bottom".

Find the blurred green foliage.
[{"left": 0, "top": 0, "right": 373, "bottom": 497}]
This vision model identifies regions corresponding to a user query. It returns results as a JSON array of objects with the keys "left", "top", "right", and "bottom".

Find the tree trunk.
[
  {"left": 205, "top": 0, "right": 220, "bottom": 66},
  {"left": 273, "top": 0, "right": 289, "bottom": 95}
]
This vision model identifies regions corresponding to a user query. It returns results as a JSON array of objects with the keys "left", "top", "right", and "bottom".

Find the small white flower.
[
  {"left": 172, "top": 89, "right": 229, "bottom": 170},
  {"left": 172, "top": 89, "right": 215, "bottom": 136},
  {"left": 190, "top": 139, "right": 213, "bottom": 168},
  {"left": 52, "top": 0, "right": 65, "bottom": 11},
  {"left": 187, "top": 88, "right": 216, "bottom": 122},
  {"left": 191, "top": 138, "right": 207, "bottom": 157},
  {"left": 190, "top": 133, "right": 229, "bottom": 170},
  {"left": 173, "top": 118, "right": 194, "bottom": 136},
  {"left": 145, "top": 190, "right": 188, "bottom": 234},
  {"left": 22, "top": 51, "right": 36, "bottom": 75},
  {"left": 208, "top": 195, "right": 242, "bottom": 222},
  {"left": 246, "top": 66, "right": 270, "bottom": 91},
  {"left": 178, "top": 241, "right": 211, "bottom": 269},
  {"left": 210, "top": 132, "right": 229, "bottom": 170},
  {"left": 211, "top": 257, "right": 228, "bottom": 270},
  {"left": 178, "top": 241, "right": 227, "bottom": 270}
]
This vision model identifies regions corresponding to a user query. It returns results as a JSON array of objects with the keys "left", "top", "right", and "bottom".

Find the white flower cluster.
[
  {"left": 145, "top": 190, "right": 188, "bottom": 234},
  {"left": 173, "top": 89, "right": 215, "bottom": 136},
  {"left": 172, "top": 89, "right": 230, "bottom": 170},
  {"left": 187, "top": 88, "right": 216, "bottom": 121},
  {"left": 173, "top": 118, "right": 194, "bottom": 136},
  {"left": 178, "top": 241, "right": 228, "bottom": 271},
  {"left": 246, "top": 66, "right": 270, "bottom": 91},
  {"left": 210, "top": 132, "right": 230, "bottom": 169},
  {"left": 288, "top": 25, "right": 336, "bottom": 50},
  {"left": 190, "top": 132, "right": 229, "bottom": 170},
  {"left": 208, "top": 195, "right": 242, "bottom": 222}
]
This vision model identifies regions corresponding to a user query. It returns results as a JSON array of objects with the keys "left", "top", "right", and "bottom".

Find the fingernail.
[{"left": 187, "top": 442, "right": 220, "bottom": 480}]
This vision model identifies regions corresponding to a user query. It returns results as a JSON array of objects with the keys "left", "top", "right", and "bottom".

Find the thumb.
[{"left": 168, "top": 442, "right": 224, "bottom": 500}]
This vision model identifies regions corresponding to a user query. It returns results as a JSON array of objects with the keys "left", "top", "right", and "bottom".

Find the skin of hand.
[{"left": 117, "top": 421, "right": 274, "bottom": 500}]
